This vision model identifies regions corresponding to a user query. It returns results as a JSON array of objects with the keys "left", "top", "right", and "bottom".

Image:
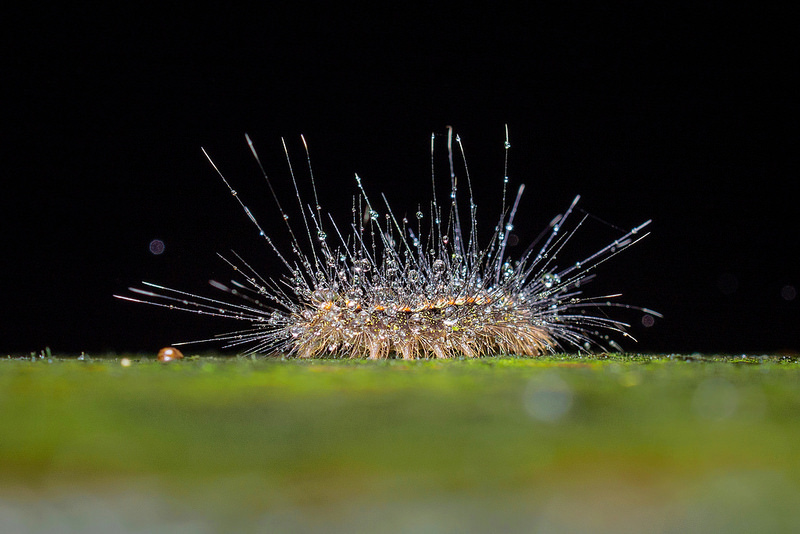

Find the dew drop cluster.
[{"left": 117, "top": 127, "right": 658, "bottom": 358}]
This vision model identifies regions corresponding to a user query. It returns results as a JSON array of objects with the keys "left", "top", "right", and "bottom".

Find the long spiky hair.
[{"left": 116, "top": 126, "right": 659, "bottom": 358}]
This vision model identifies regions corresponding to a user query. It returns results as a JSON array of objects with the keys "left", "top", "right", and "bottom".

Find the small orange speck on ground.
[{"left": 158, "top": 347, "right": 184, "bottom": 362}]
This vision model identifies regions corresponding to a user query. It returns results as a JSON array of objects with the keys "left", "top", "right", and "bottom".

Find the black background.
[{"left": 3, "top": 4, "right": 797, "bottom": 355}]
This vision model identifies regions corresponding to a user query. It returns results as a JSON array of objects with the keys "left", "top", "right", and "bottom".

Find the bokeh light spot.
[{"left": 149, "top": 239, "right": 166, "bottom": 255}]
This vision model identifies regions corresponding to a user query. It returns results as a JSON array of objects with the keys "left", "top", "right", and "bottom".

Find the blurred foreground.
[{"left": 2, "top": 354, "right": 798, "bottom": 533}]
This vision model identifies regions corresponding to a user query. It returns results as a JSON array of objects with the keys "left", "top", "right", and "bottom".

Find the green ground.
[{"left": 2, "top": 353, "right": 800, "bottom": 533}]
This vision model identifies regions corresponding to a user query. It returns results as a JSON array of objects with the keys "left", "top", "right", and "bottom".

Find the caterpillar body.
[{"left": 116, "top": 126, "right": 658, "bottom": 359}]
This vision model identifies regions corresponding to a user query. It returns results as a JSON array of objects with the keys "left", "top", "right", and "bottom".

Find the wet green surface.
[{"left": 2, "top": 353, "right": 800, "bottom": 532}]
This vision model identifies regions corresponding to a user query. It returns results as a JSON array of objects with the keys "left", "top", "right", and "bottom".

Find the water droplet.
[
  {"left": 347, "top": 287, "right": 364, "bottom": 299},
  {"left": 357, "top": 258, "right": 371, "bottom": 272},
  {"left": 432, "top": 259, "right": 445, "bottom": 273},
  {"left": 523, "top": 372, "right": 573, "bottom": 423},
  {"left": 158, "top": 347, "right": 184, "bottom": 362},
  {"left": 542, "top": 273, "right": 561, "bottom": 289},
  {"left": 416, "top": 211, "right": 424, "bottom": 219}
]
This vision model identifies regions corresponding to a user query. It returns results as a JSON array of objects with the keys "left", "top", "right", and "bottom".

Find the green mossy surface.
[{"left": 2, "top": 353, "right": 800, "bottom": 532}]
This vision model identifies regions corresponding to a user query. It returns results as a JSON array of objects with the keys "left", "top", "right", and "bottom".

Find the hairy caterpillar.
[{"left": 116, "top": 126, "right": 658, "bottom": 359}]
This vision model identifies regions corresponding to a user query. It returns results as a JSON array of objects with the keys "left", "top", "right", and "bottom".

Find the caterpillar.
[{"left": 116, "top": 126, "right": 658, "bottom": 359}]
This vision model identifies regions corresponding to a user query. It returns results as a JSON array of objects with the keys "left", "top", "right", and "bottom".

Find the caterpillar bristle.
[{"left": 116, "top": 126, "right": 658, "bottom": 359}]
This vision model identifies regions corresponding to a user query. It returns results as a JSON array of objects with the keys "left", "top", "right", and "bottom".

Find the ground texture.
[{"left": 2, "top": 353, "right": 799, "bottom": 533}]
